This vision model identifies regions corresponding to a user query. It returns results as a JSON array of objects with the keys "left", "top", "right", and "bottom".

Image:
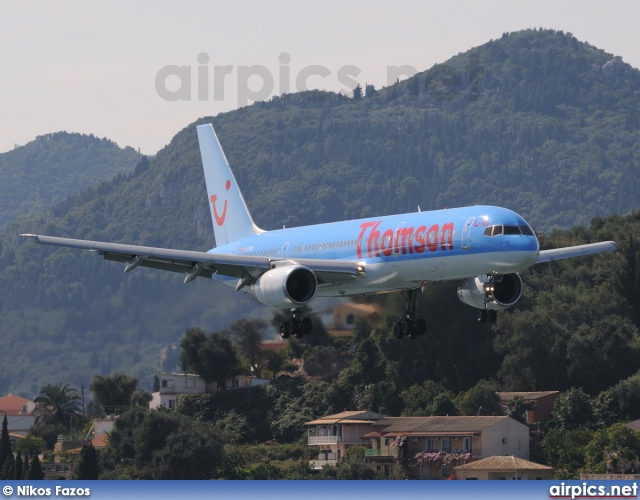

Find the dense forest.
[
  {"left": 1, "top": 29, "right": 640, "bottom": 397},
  {"left": 0, "top": 132, "right": 141, "bottom": 230}
]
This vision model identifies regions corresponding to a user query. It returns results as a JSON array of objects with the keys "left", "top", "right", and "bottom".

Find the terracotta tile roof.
[
  {"left": 306, "top": 410, "right": 386, "bottom": 426},
  {"left": 92, "top": 433, "right": 109, "bottom": 448},
  {"left": 454, "top": 456, "right": 553, "bottom": 471},
  {"left": 0, "top": 394, "right": 32, "bottom": 415},
  {"left": 374, "top": 416, "right": 511, "bottom": 434}
]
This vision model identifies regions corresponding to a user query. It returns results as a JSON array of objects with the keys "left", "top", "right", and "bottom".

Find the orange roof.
[
  {"left": 0, "top": 394, "right": 32, "bottom": 415},
  {"left": 92, "top": 434, "right": 109, "bottom": 448}
]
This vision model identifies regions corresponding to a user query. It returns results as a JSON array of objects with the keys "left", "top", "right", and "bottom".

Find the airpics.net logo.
[
  {"left": 549, "top": 482, "right": 638, "bottom": 499},
  {"left": 154, "top": 52, "right": 483, "bottom": 107}
]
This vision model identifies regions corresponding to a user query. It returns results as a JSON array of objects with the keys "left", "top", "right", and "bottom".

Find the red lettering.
[
  {"left": 414, "top": 225, "right": 427, "bottom": 253},
  {"left": 381, "top": 229, "right": 394, "bottom": 257},
  {"left": 426, "top": 224, "right": 439, "bottom": 252},
  {"left": 357, "top": 221, "right": 377, "bottom": 259},
  {"left": 397, "top": 226, "right": 415, "bottom": 255},
  {"left": 441, "top": 222, "right": 454, "bottom": 250},
  {"left": 367, "top": 221, "right": 383, "bottom": 258}
]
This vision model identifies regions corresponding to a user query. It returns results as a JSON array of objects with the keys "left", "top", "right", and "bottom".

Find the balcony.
[
  {"left": 364, "top": 448, "right": 397, "bottom": 458},
  {"left": 308, "top": 435, "right": 342, "bottom": 445}
]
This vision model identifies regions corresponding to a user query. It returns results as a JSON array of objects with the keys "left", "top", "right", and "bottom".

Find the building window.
[
  {"left": 427, "top": 438, "right": 436, "bottom": 451},
  {"left": 442, "top": 438, "right": 451, "bottom": 452},
  {"left": 161, "top": 379, "right": 174, "bottom": 388},
  {"left": 464, "top": 437, "right": 472, "bottom": 453},
  {"left": 168, "top": 399, "right": 175, "bottom": 410},
  {"left": 185, "top": 378, "right": 195, "bottom": 388}
]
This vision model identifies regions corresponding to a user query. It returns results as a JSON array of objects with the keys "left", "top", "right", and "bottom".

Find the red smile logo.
[{"left": 211, "top": 180, "right": 231, "bottom": 226}]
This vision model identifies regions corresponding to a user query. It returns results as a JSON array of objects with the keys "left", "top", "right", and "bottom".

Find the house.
[
  {"left": 0, "top": 394, "right": 36, "bottom": 415},
  {"left": 149, "top": 372, "right": 270, "bottom": 410},
  {"left": 454, "top": 455, "right": 554, "bottom": 480},
  {"left": 497, "top": 391, "right": 560, "bottom": 424},
  {"left": 363, "top": 416, "right": 531, "bottom": 479},
  {"left": 306, "top": 411, "right": 387, "bottom": 469},
  {"left": 313, "top": 302, "right": 381, "bottom": 337}
]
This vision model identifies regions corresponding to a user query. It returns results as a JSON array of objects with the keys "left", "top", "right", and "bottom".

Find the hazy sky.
[{"left": 2, "top": 1, "right": 639, "bottom": 154}]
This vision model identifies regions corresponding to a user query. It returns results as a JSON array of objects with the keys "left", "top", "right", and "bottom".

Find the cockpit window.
[{"left": 483, "top": 224, "right": 535, "bottom": 237}]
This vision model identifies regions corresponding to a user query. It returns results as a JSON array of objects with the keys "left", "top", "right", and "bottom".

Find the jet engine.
[
  {"left": 456, "top": 273, "right": 523, "bottom": 311},
  {"left": 250, "top": 265, "right": 317, "bottom": 309}
]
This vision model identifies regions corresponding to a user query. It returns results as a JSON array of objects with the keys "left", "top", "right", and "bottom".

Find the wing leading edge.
[
  {"left": 19, "top": 234, "right": 361, "bottom": 285},
  {"left": 535, "top": 241, "right": 617, "bottom": 264}
]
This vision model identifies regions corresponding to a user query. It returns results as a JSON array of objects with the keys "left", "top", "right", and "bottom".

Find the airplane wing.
[
  {"left": 535, "top": 241, "right": 617, "bottom": 264},
  {"left": 20, "top": 234, "right": 361, "bottom": 286}
]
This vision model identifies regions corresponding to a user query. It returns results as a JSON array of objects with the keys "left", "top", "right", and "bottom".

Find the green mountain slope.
[
  {"left": 1, "top": 28, "right": 640, "bottom": 396},
  {"left": 0, "top": 132, "right": 142, "bottom": 230}
]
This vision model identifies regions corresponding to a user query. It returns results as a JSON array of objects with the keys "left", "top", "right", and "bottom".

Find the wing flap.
[
  {"left": 535, "top": 241, "right": 617, "bottom": 264},
  {"left": 21, "top": 234, "right": 362, "bottom": 285}
]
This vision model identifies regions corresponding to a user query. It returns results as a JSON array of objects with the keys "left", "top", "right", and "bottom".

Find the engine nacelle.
[
  {"left": 250, "top": 265, "right": 317, "bottom": 309},
  {"left": 457, "top": 273, "right": 523, "bottom": 311}
]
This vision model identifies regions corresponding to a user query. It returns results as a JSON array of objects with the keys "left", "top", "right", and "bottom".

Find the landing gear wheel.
[
  {"left": 302, "top": 317, "right": 313, "bottom": 335},
  {"left": 416, "top": 318, "right": 427, "bottom": 336},
  {"left": 279, "top": 322, "right": 290, "bottom": 339},
  {"left": 488, "top": 310, "right": 497, "bottom": 323},
  {"left": 288, "top": 318, "right": 304, "bottom": 339},
  {"left": 477, "top": 310, "right": 487, "bottom": 323}
]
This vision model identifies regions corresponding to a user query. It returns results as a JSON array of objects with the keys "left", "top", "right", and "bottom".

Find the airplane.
[{"left": 22, "top": 123, "right": 618, "bottom": 340}]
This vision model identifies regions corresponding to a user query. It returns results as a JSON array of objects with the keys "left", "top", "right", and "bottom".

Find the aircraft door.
[
  {"left": 281, "top": 242, "right": 289, "bottom": 258},
  {"left": 462, "top": 218, "right": 474, "bottom": 250}
]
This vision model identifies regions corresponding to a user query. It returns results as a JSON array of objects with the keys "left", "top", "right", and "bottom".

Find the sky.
[{"left": 2, "top": 1, "right": 639, "bottom": 155}]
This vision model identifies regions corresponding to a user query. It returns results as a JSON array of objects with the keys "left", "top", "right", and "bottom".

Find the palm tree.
[{"left": 33, "top": 383, "right": 83, "bottom": 431}]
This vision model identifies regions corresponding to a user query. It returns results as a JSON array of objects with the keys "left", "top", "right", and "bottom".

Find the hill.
[
  {"left": 1, "top": 28, "right": 640, "bottom": 396},
  {"left": 0, "top": 132, "right": 142, "bottom": 230}
]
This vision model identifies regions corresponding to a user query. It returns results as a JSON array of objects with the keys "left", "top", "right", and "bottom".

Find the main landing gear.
[
  {"left": 393, "top": 289, "right": 427, "bottom": 340},
  {"left": 477, "top": 275, "right": 498, "bottom": 324},
  {"left": 279, "top": 308, "right": 313, "bottom": 340}
]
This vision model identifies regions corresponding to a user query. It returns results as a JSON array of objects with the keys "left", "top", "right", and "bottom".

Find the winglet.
[{"left": 196, "top": 124, "right": 263, "bottom": 247}]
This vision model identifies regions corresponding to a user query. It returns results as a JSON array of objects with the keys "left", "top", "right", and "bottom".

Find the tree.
[
  {"left": 456, "top": 379, "right": 501, "bottom": 416},
  {"left": 16, "top": 435, "right": 45, "bottom": 456},
  {"left": 335, "top": 445, "right": 378, "bottom": 479},
  {"left": 180, "top": 328, "right": 239, "bottom": 390},
  {"left": 541, "top": 427, "right": 593, "bottom": 478},
  {"left": 130, "top": 390, "right": 153, "bottom": 408},
  {"left": 400, "top": 381, "right": 457, "bottom": 416},
  {"left": 352, "top": 84, "right": 363, "bottom": 100},
  {"left": 33, "top": 383, "right": 83, "bottom": 431},
  {"left": 506, "top": 396, "right": 536, "bottom": 424},
  {"left": 263, "top": 350, "right": 285, "bottom": 380},
  {"left": 552, "top": 388, "right": 595, "bottom": 430},
  {"left": 28, "top": 454, "right": 44, "bottom": 480},
  {"left": 585, "top": 423, "right": 640, "bottom": 474},
  {"left": 90, "top": 372, "right": 138, "bottom": 414},
  {"left": 230, "top": 318, "right": 266, "bottom": 377},
  {"left": 15, "top": 451, "right": 23, "bottom": 481},
  {"left": 0, "top": 414, "right": 11, "bottom": 473},
  {"left": 75, "top": 442, "right": 99, "bottom": 480}
]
